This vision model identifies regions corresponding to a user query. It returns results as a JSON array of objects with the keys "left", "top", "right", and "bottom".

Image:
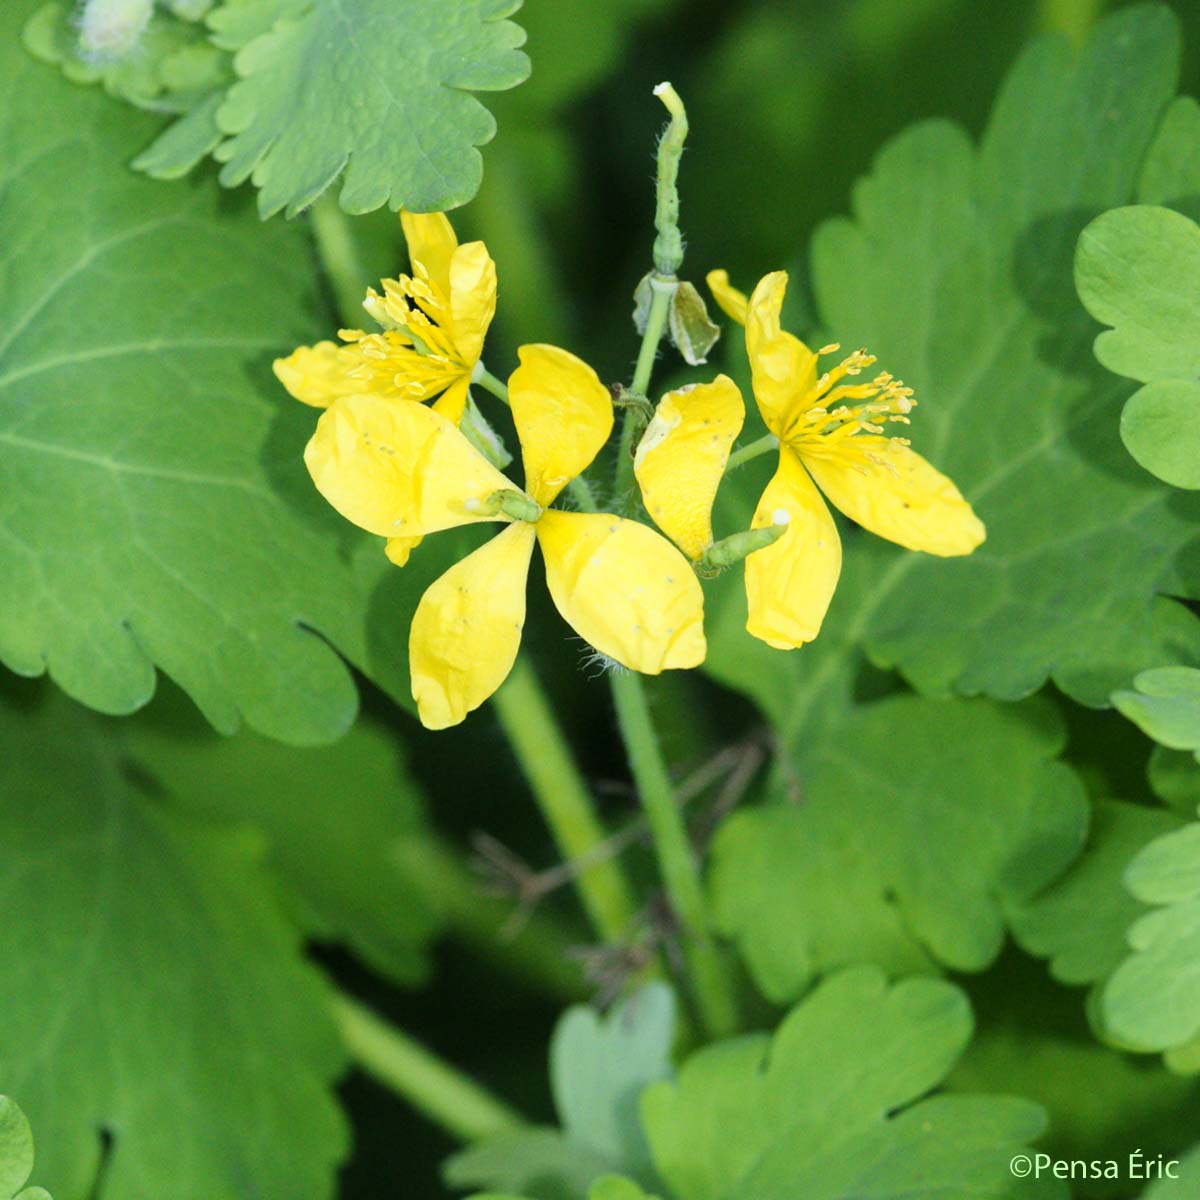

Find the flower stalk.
[
  {"left": 610, "top": 670, "right": 739, "bottom": 1037},
  {"left": 492, "top": 657, "right": 639, "bottom": 945},
  {"left": 331, "top": 991, "right": 524, "bottom": 1142}
]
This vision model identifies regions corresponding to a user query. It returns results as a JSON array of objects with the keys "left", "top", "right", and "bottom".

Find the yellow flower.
[
  {"left": 273, "top": 210, "right": 496, "bottom": 425},
  {"left": 304, "top": 344, "right": 707, "bottom": 729},
  {"left": 275, "top": 210, "right": 497, "bottom": 568},
  {"left": 639, "top": 269, "right": 985, "bottom": 650}
]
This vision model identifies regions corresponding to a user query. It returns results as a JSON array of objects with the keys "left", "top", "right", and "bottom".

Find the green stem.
[
  {"left": 309, "top": 194, "right": 369, "bottom": 327},
  {"left": 472, "top": 362, "right": 511, "bottom": 406},
  {"left": 630, "top": 280, "right": 674, "bottom": 400},
  {"left": 609, "top": 671, "right": 738, "bottom": 1037},
  {"left": 1036, "top": 0, "right": 1103, "bottom": 41},
  {"left": 616, "top": 280, "right": 674, "bottom": 509},
  {"left": 331, "top": 992, "right": 524, "bottom": 1142},
  {"left": 492, "top": 657, "right": 638, "bottom": 944},
  {"left": 726, "top": 433, "right": 779, "bottom": 472}
]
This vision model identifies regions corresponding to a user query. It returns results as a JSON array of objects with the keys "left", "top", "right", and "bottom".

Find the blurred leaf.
[
  {"left": 1, "top": 0, "right": 469, "bottom": 742},
  {"left": 1149, "top": 746, "right": 1200, "bottom": 814},
  {"left": 1138, "top": 95, "right": 1200, "bottom": 214},
  {"left": 446, "top": 985, "right": 676, "bottom": 1199},
  {"left": 947, "top": 1016, "right": 1200, "bottom": 1200},
  {"left": 641, "top": 967, "right": 1062, "bottom": 1199},
  {"left": 0, "top": 1097, "right": 52, "bottom": 1200},
  {"left": 705, "top": 7, "right": 1200, "bottom": 736},
  {"left": 710, "top": 697, "right": 1086, "bottom": 1003},
  {"left": 1011, "top": 800, "right": 1184, "bottom": 987},
  {"left": 0, "top": 682, "right": 347, "bottom": 1199},
  {"left": 1114, "top": 668, "right": 1200, "bottom": 759},
  {"left": 210, "top": 0, "right": 529, "bottom": 217},
  {"left": 120, "top": 682, "right": 441, "bottom": 984},
  {"left": 1103, "top": 820, "right": 1200, "bottom": 1056},
  {"left": 467, "top": 1178, "right": 658, "bottom": 1200},
  {"left": 23, "top": 1, "right": 228, "bottom": 113},
  {"left": 1141, "top": 1143, "right": 1200, "bottom": 1196},
  {"left": 505, "top": 1, "right": 672, "bottom": 113}
]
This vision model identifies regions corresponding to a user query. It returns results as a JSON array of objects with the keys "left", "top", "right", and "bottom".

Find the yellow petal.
[
  {"left": 432, "top": 375, "right": 470, "bottom": 423},
  {"left": 409, "top": 522, "right": 536, "bottom": 729},
  {"left": 706, "top": 270, "right": 749, "bottom": 326},
  {"left": 802, "top": 441, "right": 986, "bottom": 556},
  {"left": 400, "top": 210, "right": 457, "bottom": 294},
  {"left": 273, "top": 340, "right": 361, "bottom": 408},
  {"left": 536, "top": 510, "right": 706, "bottom": 673},
  {"left": 634, "top": 375, "right": 745, "bottom": 560},
  {"left": 745, "top": 271, "right": 818, "bottom": 437},
  {"left": 385, "top": 536, "right": 421, "bottom": 567},
  {"left": 449, "top": 241, "right": 497, "bottom": 366},
  {"left": 509, "top": 345, "right": 614, "bottom": 506},
  {"left": 745, "top": 450, "right": 842, "bottom": 649},
  {"left": 305, "top": 394, "right": 516, "bottom": 540}
]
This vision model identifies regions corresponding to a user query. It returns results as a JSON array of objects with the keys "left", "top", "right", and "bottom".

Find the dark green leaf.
[{"left": 0, "top": 683, "right": 348, "bottom": 1198}]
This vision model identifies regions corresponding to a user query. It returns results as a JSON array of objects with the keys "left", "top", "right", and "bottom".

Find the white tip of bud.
[
  {"left": 78, "top": 0, "right": 154, "bottom": 58},
  {"left": 771, "top": 508, "right": 791, "bottom": 526},
  {"left": 653, "top": 81, "right": 672, "bottom": 96}
]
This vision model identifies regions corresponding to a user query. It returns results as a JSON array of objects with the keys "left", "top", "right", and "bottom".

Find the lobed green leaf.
[{"left": 0, "top": 682, "right": 348, "bottom": 1198}]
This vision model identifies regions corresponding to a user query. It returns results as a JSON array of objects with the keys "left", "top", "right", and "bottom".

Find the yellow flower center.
[
  {"left": 783, "top": 343, "right": 916, "bottom": 470},
  {"left": 333, "top": 261, "right": 466, "bottom": 400}
]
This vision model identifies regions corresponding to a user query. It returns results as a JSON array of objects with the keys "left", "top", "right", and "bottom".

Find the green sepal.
[
  {"left": 667, "top": 281, "right": 721, "bottom": 365},
  {"left": 461, "top": 394, "right": 513, "bottom": 471},
  {"left": 698, "top": 524, "right": 786, "bottom": 575}
]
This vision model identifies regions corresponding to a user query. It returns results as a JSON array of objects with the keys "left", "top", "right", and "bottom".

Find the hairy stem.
[
  {"left": 609, "top": 670, "right": 739, "bottom": 1037},
  {"left": 332, "top": 992, "right": 524, "bottom": 1142},
  {"left": 616, "top": 280, "right": 674, "bottom": 510},
  {"left": 492, "top": 658, "right": 639, "bottom": 944}
]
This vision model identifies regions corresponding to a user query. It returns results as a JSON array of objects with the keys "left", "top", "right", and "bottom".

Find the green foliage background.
[{"left": 5, "top": 0, "right": 1200, "bottom": 1198}]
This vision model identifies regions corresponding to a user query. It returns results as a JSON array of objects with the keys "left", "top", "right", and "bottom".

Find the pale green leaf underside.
[
  {"left": 1114, "top": 667, "right": 1200, "bottom": 759},
  {"left": 1141, "top": 1143, "right": 1200, "bottom": 1197},
  {"left": 641, "top": 968, "right": 1062, "bottom": 1200},
  {"left": 1120, "top": 379, "right": 1200, "bottom": 489},
  {"left": 0, "top": 1097, "right": 51, "bottom": 1200},
  {"left": 704, "top": 7, "right": 1200, "bottom": 746},
  {"left": 709, "top": 696, "right": 1087, "bottom": 1004},
  {"left": 2, "top": 0, "right": 465, "bottom": 742},
  {"left": 1104, "top": 819, "right": 1200, "bottom": 1053},
  {"left": 1076, "top": 205, "right": 1200, "bottom": 384},
  {"left": 1076, "top": 202, "right": 1200, "bottom": 488},
  {"left": 213, "top": 0, "right": 530, "bottom": 217},
  {"left": 447, "top": 986, "right": 676, "bottom": 1199},
  {"left": 1009, "top": 799, "right": 1184, "bottom": 988},
  {"left": 0, "top": 683, "right": 348, "bottom": 1199}
]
